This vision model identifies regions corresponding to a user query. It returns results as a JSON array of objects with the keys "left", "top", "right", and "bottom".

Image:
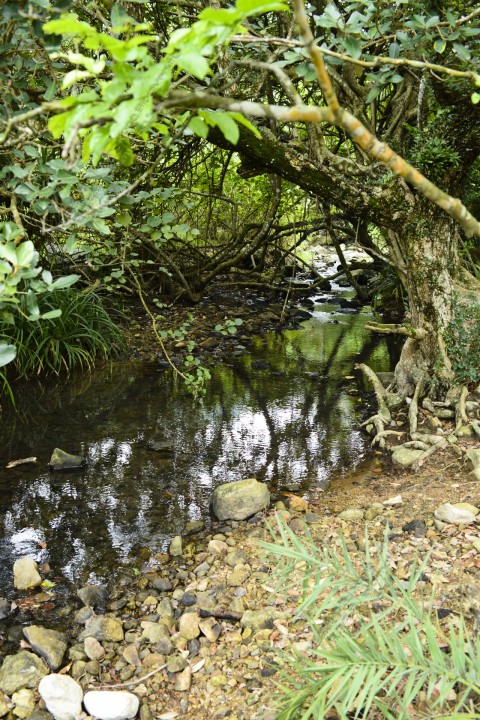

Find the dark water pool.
[{"left": 0, "top": 294, "right": 399, "bottom": 592}]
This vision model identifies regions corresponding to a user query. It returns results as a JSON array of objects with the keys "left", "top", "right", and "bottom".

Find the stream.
[{"left": 0, "top": 262, "right": 400, "bottom": 595}]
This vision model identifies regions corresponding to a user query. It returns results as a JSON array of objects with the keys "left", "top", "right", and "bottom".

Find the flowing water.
[{"left": 0, "top": 274, "right": 399, "bottom": 594}]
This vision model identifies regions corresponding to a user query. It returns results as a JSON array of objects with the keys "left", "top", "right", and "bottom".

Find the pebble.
[
  {"left": 179, "top": 612, "right": 201, "bottom": 640},
  {"left": 175, "top": 666, "right": 192, "bottom": 692},
  {"left": 38, "top": 675, "right": 83, "bottom": 720},
  {"left": 169, "top": 536, "right": 183, "bottom": 557}
]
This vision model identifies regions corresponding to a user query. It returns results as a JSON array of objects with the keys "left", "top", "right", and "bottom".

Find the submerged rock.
[
  {"left": 83, "top": 691, "right": 139, "bottom": 720},
  {"left": 0, "top": 651, "right": 48, "bottom": 694},
  {"left": 77, "top": 584, "right": 108, "bottom": 610},
  {"left": 49, "top": 448, "right": 84, "bottom": 471},
  {"left": 212, "top": 478, "right": 270, "bottom": 521},
  {"left": 23, "top": 625, "right": 67, "bottom": 670},
  {"left": 13, "top": 556, "right": 42, "bottom": 590},
  {"left": 38, "top": 675, "right": 83, "bottom": 720}
]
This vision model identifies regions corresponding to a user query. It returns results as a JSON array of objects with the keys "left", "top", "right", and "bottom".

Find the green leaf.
[
  {"left": 48, "top": 112, "right": 69, "bottom": 139},
  {"left": 187, "top": 116, "right": 209, "bottom": 139},
  {"left": 40, "top": 579, "right": 56, "bottom": 588},
  {"left": 106, "top": 136, "right": 134, "bottom": 167},
  {"left": 228, "top": 112, "right": 261, "bottom": 139},
  {"left": 49, "top": 273, "right": 80, "bottom": 290},
  {"left": 42, "top": 269, "right": 53, "bottom": 285},
  {"left": 15, "top": 241, "right": 35, "bottom": 267},
  {"left": 41, "top": 309, "right": 62, "bottom": 320},
  {"left": 0, "top": 343, "right": 16, "bottom": 368},
  {"left": 43, "top": 14, "right": 93, "bottom": 37},
  {"left": 176, "top": 53, "right": 210, "bottom": 79},
  {"left": 0, "top": 242, "right": 17, "bottom": 265},
  {"left": 201, "top": 111, "right": 239, "bottom": 144},
  {"left": 236, "top": 0, "right": 288, "bottom": 17},
  {"left": 434, "top": 38, "right": 446, "bottom": 53},
  {"left": 343, "top": 36, "right": 362, "bottom": 59},
  {"left": 26, "top": 289, "right": 40, "bottom": 319},
  {"left": 472, "top": 92, "right": 480, "bottom": 104},
  {"left": 452, "top": 42, "right": 471, "bottom": 60},
  {"left": 116, "top": 212, "right": 132, "bottom": 227},
  {"left": 62, "top": 69, "right": 92, "bottom": 89}
]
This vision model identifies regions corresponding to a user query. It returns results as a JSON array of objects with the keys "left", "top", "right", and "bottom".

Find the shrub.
[
  {"left": 1, "top": 289, "right": 125, "bottom": 380},
  {"left": 260, "top": 516, "right": 480, "bottom": 720}
]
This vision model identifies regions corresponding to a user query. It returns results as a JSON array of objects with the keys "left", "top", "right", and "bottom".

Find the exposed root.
[
  {"left": 371, "top": 430, "right": 405, "bottom": 447},
  {"left": 455, "top": 385, "right": 469, "bottom": 430},
  {"left": 408, "top": 376, "right": 426, "bottom": 435},
  {"left": 412, "top": 440, "right": 449, "bottom": 471}
]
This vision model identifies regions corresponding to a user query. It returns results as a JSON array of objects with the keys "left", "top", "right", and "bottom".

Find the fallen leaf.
[{"left": 191, "top": 658, "right": 205, "bottom": 673}]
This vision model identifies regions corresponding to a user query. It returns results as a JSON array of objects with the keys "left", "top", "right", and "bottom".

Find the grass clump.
[
  {"left": 261, "top": 516, "right": 480, "bottom": 720},
  {"left": 1, "top": 289, "right": 125, "bottom": 380}
]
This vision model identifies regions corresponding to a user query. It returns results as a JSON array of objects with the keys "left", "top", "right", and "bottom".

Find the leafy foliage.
[
  {"left": 444, "top": 294, "right": 480, "bottom": 384},
  {"left": 261, "top": 516, "right": 480, "bottom": 720}
]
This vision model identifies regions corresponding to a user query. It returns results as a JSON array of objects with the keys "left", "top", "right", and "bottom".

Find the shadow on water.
[{"left": 0, "top": 303, "right": 400, "bottom": 591}]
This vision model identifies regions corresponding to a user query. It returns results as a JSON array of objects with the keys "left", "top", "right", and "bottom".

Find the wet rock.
[
  {"left": 145, "top": 439, "right": 173, "bottom": 453},
  {"left": 169, "top": 536, "right": 183, "bottom": 557},
  {"left": 287, "top": 496, "right": 309, "bottom": 513},
  {"left": 23, "top": 625, "right": 67, "bottom": 670},
  {"left": 392, "top": 448, "right": 423, "bottom": 467},
  {"left": 337, "top": 509, "right": 364, "bottom": 521},
  {"left": 13, "top": 556, "right": 41, "bottom": 590},
  {"left": 434, "top": 503, "right": 476, "bottom": 525},
  {"left": 184, "top": 520, "right": 205, "bottom": 535},
  {"left": 11, "top": 688, "right": 35, "bottom": 719},
  {"left": 80, "top": 615, "right": 124, "bottom": 643},
  {"left": 151, "top": 577, "right": 173, "bottom": 592},
  {"left": 174, "top": 666, "right": 192, "bottom": 692},
  {"left": 74, "top": 606, "right": 94, "bottom": 624},
  {"left": 0, "top": 598, "right": 11, "bottom": 620},
  {"left": 83, "top": 691, "right": 139, "bottom": 720},
  {"left": 84, "top": 637, "right": 105, "bottom": 661},
  {"left": 49, "top": 448, "right": 84, "bottom": 471},
  {"left": 212, "top": 478, "right": 270, "bottom": 521},
  {"left": 402, "top": 520, "right": 427, "bottom": 538},
  {"left": 77, "top": 584, "right": 108, "bottom": 610},
  {"left": 179, "top": 611, "right": 200, "bottom": 640},
  {"left": 0, "top": 651, "right": 48, "bottom": 694}
]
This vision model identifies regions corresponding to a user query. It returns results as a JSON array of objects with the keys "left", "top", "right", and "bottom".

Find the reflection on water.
[{"left": 0, "top": 298, "right": 399, "bottom": 590}]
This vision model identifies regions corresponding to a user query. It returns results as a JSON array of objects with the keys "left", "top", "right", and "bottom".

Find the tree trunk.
[{"left": 393, "top": 200, "right": 480, "bottom": 396}]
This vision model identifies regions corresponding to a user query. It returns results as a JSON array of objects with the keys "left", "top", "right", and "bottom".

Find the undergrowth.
[
  {"left": 0, "top": 289, "right": 125, "bottom": 382},
  {"left": 260, "top": 516, "right": 480, "bottom": 720}
]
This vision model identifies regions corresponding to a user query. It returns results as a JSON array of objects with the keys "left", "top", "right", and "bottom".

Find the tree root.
[
  {"left": 412, "top": 440, "right": 448, "bottom": 471},
  {"left": 455, "top": 385, "right": 469, "bottom": 430},
  {"left": 408, "top": 376, "right": 425, "bottom": 435}
]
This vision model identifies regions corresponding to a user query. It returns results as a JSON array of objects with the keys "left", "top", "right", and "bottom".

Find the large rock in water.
[
  {"left": 0, "top": 651, "right": 48, "bottom": 694},
  {"left": 38, "top": 675, "right": 83, "bottom": 720},
  {"left": 13, "top": 556, "right": 42, "bottom": 590},
  {"left": 49, "top": 448, "right": 84, "bottom": 471},
  {"left": 23, "top": 625, "right": 67, "bottom": 670},
  {"left": 212, "top": 478, "right": 270, "bottom": 520}
]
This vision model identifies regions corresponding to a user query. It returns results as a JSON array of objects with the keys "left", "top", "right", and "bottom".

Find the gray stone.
[
  {"left": 140, "top": 621, "right": 169, "bottom": 644},
  {"left": 169, "top": 536, "right": 183, "bottom": 557},
  {"left": 0, "top": 652, "right": 48, "bottom": 694},
  {"left": 84, "top": 637, "right": 105, "bottom": 661},
  {"left": 434, "top": 503, "right": 476, "bottom": 525},
  {"left": 212, "top": 479, "right": 270, "bottom": 521},
  {"left": 83, "top": 691, "right": 139, "bottom": 720},
  {"left": 151, "top": 577, "right": 172, "bottom": 592},
  {"left": 392, "top": 448, "right": 424, "bottom": 467},
  {"left": 0, "top": 598, "right": 11, "bottom": 621},
  {"left": 180, "top": 592, "right": 197, "bottom": 607},
  {"left": 226, "top": 549, "right": 248, "bottom": 567},
  {"left": 49, "top": 448, "right": 84, "bottom": 471},
  {"left": 13, "top": 557, "right": 41, "bottom": 590},
  {"left": 23, "top": 625, "right": 67, "bottom": 670},
  {"left": 208, "top": 540, "right": 228, "bottom": 555},
  {"left": 466, "top": 449, "right": 480, "bottom": 481},
  {"left": 79, "top": 615, "right": 124, "bottom": 643},
  {"left": 38, "top": 675, "right": 83, "bottom": 720}
]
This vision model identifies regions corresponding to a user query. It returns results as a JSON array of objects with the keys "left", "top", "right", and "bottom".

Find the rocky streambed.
[{"left": 3, "top": 466, "right": 480, "bottom": 720}]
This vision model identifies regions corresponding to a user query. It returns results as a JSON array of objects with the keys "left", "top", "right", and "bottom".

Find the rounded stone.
[
  {"left": 212, "top": 479, "right": 270, "bottom": 521},
  {"left": 83, "top": 691, "right": 139, "bottom": 720},
  {"left": 13, "top": 557, "right": 41, "bottom": 590},
  {"left": 38, "top": 674, "right": 83, "bottom": 720}
]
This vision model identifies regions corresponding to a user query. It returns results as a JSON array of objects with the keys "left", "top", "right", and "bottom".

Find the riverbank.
[{"left": 2, "top": 451, "right": 480, "bottom": 719}]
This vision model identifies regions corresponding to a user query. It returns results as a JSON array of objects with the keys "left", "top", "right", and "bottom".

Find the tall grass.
[
  {"left": 1, "top": 289, "right": 125, "bottom": 381},
  {"left": 260, "top": 516, "right": 480, "bottom": 720}
]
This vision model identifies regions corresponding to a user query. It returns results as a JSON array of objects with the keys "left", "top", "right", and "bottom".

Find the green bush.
[
  {"left": 1, "top": 289, "right": 125, "bottom": 380},
  {"left": 260, "top": 516, "right": 480, "bottom": 720}
]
